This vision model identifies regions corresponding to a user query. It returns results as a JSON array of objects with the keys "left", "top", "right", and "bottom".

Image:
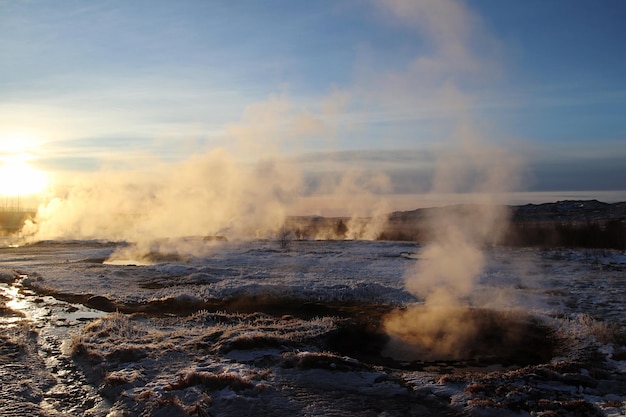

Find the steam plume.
[
  {"left": 23, "top": 90, "right": 395, "bottom": 248},
  {"left": 378, "top": 0, "right": 524, "bottom": 361},
  {"left": 24, "top": 149, "right": 301, "bottom": 245},
  {"left": 382, "top": 127, "right": 523, "bottom": 361}
]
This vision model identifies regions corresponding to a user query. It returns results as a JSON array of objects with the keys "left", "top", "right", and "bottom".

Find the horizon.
[
  {"left": 1, "top": 1, "right": 625, "bottom": 233},
  {"left": 3, "top": 190, "right": 626, "bottom": 219}
]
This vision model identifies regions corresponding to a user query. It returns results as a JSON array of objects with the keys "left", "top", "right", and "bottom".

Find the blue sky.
[{"left": 1, "top": 0, "right": 625, "bottom": 211}]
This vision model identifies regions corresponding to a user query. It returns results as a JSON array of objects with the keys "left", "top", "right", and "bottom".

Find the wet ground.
[
  {"left": 0, "top": 277, "right": 108, "bottom": 416},
  {"left": 0, "top": 240, "right": 625, "bottom": 416},
  {"left": 0, "top": 278, "right": 457, "bottom": 417}
]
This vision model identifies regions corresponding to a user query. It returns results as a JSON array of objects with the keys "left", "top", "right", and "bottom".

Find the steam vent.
[{"left": 326, "top": 306, "right": 558, "bottom": 371}]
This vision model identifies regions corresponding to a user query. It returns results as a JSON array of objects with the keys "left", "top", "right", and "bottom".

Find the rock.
[
  {"left": 87, "top": 295, "right": 114, "bottom": 311},
  {"left": 561, "top": 373, "right": 598, "bottom": 388}
]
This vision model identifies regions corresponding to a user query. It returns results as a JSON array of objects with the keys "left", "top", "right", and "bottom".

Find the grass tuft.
[{"left": 166, "top": 371, "right": 253, "bottom": 392}]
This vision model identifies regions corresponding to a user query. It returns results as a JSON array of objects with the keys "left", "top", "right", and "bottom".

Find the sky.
[{"left": 1, "top": 0, "right": 626, "bottom": 216}]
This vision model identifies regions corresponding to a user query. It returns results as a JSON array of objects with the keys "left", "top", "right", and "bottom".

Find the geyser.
[
  {"left": 325, "top": 306, "right": 558, "bottom": 370},
  {"left": 375, "top": 0, "right": 525, "bottom": 369},
  {"left": 382, "top": 306, "right": 555, "bottom": 365}
]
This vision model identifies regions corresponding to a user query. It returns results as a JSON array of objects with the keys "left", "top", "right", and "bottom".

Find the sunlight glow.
[
  {"left": 0, "top": 131, "right": 49, "bottom": 198},
  {"left": 0, "top": 156, "right": 49, "bottom": 197}
]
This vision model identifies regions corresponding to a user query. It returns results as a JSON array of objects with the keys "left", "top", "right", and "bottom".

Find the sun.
[{"left": 0, "top": 156, "right": 49, "bottom": 197}]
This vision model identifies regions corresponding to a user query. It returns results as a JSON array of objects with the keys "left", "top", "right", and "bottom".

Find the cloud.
[
  {"left": 293, "top": 149, "right": 435, "bottom": 197},
  {"left": 528, "top": 156, "right": 626, "bottom": 191}
]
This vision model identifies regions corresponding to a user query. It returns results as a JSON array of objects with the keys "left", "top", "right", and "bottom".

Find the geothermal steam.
[
  {"left": 378, "top": 0, "right": 524, "bottom": 361},
  {"left": 24, "top": 149, "right": 302, "bottom": 250},
  {"left": 383, "top": 132, "right": 522, "bottom": 361},
  {"left": 23, "top": 84, "right": 397, "bottom": 252}
]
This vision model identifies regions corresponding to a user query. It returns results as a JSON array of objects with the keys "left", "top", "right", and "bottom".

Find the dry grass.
[
  {"left": 104, "top": 368, "right": 144, "bottom": 386},
  {"left": 70, "top": 312, "right": 172, "bottom": 364},
  {"left": 72, "top": 310, "right": 337, "bottom": 369},
  {"left": 69, "top": 308, "right": 339, "bottom": 414},
  {"left": 185, "top": 311, "right": 336, "bottom": 354},
  {"left": 465, "top": 382, "right": 487, "bottom": 394},
  {"left": 555, "top": 313, "right": 626, "bottom": 348},
  {"left": 223, "top": 332, "right": 286, "bottom": 351},
  {"left": 165, "top": 371, "right": 253, "bottom": 392},
  {"left": 79, "top": 312, "right": 149, "bottom": 341}
]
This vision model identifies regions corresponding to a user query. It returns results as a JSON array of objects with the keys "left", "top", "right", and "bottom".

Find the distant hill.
[
  {"left": 510, "top": 200, "right": 626, "bottom": 223},
  {"left": 506, "top": 200, "right": 626, "bottom": 249},
  {"left": 383, "top": 200, "right": 626, "bottom": 249},
  {"left": 289, "top": 200, "right": 626, "bottom": 249},
  {"left": 386, "top": 200, "right": 626, "bottom": 223}
]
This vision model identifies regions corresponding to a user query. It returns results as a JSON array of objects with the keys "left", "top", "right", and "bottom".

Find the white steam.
[
  {"left": 407, "top": 129, "right": 522, "bottom": 306},
  {"left": 378, "top": 0, "right": 524, "bottom": 361},
  {"left": 383, "top": 131, "right": 523, "bottom": 361},
  {"left": 25, "top": 149, "right": 301, "bottom": 243}
]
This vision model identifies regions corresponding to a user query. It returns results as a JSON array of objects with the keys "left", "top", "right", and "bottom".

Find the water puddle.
[
  {"left": 0, "top": 276, "right": 110, "bottom": 415},
  {"left": 1, "top": 277, "right": 104, "bottom": 333}
]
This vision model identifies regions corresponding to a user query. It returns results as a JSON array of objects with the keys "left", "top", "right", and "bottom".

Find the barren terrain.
[{"left": 0, "top": 238, "right": 624, "bottom": 416}]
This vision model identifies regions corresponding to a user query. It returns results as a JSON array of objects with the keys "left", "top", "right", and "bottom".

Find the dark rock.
[
  {"left": 561, "top": 373, "right": 598, "bottom": 388},
  {"left": 86, "top": 295, "right": 114, "bottom": 311}
]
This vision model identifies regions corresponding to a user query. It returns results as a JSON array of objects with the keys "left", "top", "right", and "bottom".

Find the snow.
[
  {"left": 3, "top": 240, "right": 421, "bottom": 306},
  {"left": 0, "top": 239, "right": 625, "bottom": 416}
]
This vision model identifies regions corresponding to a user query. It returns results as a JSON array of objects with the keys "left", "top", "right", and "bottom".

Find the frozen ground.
[{"left": 0, "top": 239, "right": 625, "bottom": 416}]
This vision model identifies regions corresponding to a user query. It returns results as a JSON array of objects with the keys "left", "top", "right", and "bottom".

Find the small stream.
[
  {"left": 1, "top": 276, "right": 104, "bottom": 329},
  {"left": 0, "top": 277, "right": 110, "bottom": 416}
]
